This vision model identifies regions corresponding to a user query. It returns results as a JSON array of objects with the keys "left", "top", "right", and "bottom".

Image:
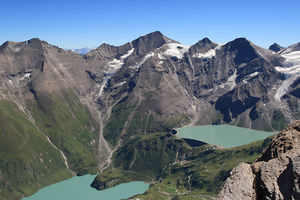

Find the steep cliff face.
[{"left": 217, "top": 120, "right": 300, "bottom": 200}]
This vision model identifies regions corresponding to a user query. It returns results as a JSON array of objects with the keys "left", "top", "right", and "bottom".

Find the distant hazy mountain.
[{"left": 70, "top": 47, "right": 94, "bottom": 55}]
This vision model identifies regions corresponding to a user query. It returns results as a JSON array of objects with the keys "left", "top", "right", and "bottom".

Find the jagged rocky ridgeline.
[
  {"left": 217, "top": 120, "right": 300, "bottom": 200},
  {"left": 0, "top": 31, "right": 299, "bottom": 140}
]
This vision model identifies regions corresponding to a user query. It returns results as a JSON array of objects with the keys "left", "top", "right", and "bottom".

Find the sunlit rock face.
[{"left": 217, "top": 120, "right": 300, "bottom": 200}]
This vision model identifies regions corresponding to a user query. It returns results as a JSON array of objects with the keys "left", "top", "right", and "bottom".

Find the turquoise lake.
[
  {"left": 176, "top": 125, "right": 275, "bottom": 148},
  {"left": 23, "top": 174, "right": 149, "bottom": 200}
]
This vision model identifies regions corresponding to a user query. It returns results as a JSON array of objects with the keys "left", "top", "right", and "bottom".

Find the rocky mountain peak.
[
  {"left": 269, "top": 43, "right": 284, "bottom": 52},
  {"left": 84, "top": 42, "right": 132, "bottom": 63},
  {"left": 225, "top": 37, "right": 259, "bottom": 64},
  {"left": 28, "top": 37, "right": 42, "bottom": 43},
  {"left": 199, "top": 37, "right": 213, "bottom": 44},
  {"left": 0, "top": 38, "right": 46, "bottom": 74},
  {"left": 189, "top": 37, "right": 218, "bottom": 54},
  {"left": 226, "top": 37, "right": 252, "bottom": 49},
  {"left": 131, "top": 31, "right": 173, "bottom": 55},
  {"left": 217, "top": 120, "right": 300, "bottom": 200}
]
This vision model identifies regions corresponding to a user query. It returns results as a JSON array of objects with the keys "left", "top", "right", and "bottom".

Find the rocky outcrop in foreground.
[{"left": 217, "top": 120, "right": 300, "bottom": 200}]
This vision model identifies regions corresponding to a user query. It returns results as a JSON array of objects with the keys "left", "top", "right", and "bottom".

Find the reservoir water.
[
  {"left": 23, "top": 174, "right": 149, "bottom": 200},
  {"left": 176, "top": 125, "right": 275, "bottom": 148}
]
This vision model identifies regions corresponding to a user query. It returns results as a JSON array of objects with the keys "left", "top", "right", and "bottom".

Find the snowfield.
[{"left": 274, "top": 50, "right": 300, "bottom": 101}]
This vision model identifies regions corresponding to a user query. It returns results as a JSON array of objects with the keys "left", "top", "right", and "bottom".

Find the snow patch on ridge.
[
  {"left": 241, "top": 71, "right": 260, "bottom": 85},
  {"left": 219, "top": 71, "right": 237, "bottom": 90},
  {"left": 135, "top": 52, "right": 154, "bottom": 70},
  {"left": 108, "top": 59, "right": 123, "bottom": 70},
  {"left": 20, "top": 72, "right": 31, "bottom": 81},
  {"left": 163, "top": 43, "right": 190, "bottom": 59},
  {"left": 98, "top": 80, "right": 107, "bottom": 97},
  {"left": 192, "top": 45, "right": 222, "bottom": 59},
  {"left": 107, "top": 48, "right": 135, "bottom": 73},
  {"left": 120, "top": 48, "right": 134, "bottom": 59},
  {"left": 247, "top": 71, "right": 260, "bottom": 78}
]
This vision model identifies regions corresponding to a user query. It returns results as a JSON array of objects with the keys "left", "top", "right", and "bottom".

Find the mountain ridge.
[{"left": 0, "top": 31, "right": 299, "bottom": 199}]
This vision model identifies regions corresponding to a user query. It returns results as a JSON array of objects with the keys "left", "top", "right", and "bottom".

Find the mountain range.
[{"left": 0, "top": 31, "right": 299, "bottom": 199}]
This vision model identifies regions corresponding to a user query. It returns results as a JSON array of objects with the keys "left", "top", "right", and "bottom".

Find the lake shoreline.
[
  {"left": 176, "top": 124, "right": 276, "bottom": 148},
  {"left": 23, "top": 174, "right": 149, "bottom": 200}
]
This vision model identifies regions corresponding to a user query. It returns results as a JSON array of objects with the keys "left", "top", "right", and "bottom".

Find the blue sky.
[{"left": 0, "top": 0, "right": 299, "bottom": 49}]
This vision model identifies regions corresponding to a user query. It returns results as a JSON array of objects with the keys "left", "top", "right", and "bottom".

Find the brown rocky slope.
[{"left": 217, "top": 120, "right": 300, "bottom": 200}]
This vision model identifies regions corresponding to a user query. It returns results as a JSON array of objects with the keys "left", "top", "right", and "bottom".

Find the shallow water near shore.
[
  {"left": 23, "top": 174, "right": 149, "bottom": 200},
  {"left": 176, "top": 125, "right": 275, "bottom": 148}
]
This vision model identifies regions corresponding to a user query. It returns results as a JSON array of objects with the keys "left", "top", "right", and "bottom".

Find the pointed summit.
[
  {"left": 131, "top": 31, "right": 174, "bottom": 55},
  {"left": 269, "top": 43, "right": 284, "bottom": 52},
  {"left": 189, "top": 37, "right": 217, "bottom": 54},
  {"left": 199, "top": 37, "right": 213, "bottom": 44},
  {"left": 225, "top": 38, "right": 259, "bottom": 64},
  {"left": 85, "top": 42, "right": 132, "bottom": 62}
]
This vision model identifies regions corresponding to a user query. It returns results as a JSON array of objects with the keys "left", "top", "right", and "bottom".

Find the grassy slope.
[
  {"left": 26, "top": 89, "right": 99, "bottom": 174},
  {"left": 92, "top": 132, "right": 192, "bottom": 189},
  {"left": 93, "top": 130, "right": 272, "bottom": 200},
  {"left": 103, "top": 95, "right": 191, "bottom": 147},
  {"left": 130, "top": 137, "right": 272, "bottom": 200},
  {"left": 0, "top": 101, "right": 72, "bottom": 200}
]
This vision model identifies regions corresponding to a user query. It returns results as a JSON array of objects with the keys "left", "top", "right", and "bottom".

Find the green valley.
[{"left": 92, "top": 131, "right": 273, "bottom": 199}]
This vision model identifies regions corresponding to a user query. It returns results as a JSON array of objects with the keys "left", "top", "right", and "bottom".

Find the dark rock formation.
[{"left": 269, "top": 43, "right": 284, "bottom": 52}]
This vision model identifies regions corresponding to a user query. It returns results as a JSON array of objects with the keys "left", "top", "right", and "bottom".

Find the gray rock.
[
  {"left": 217, "top": 163, "right": 255, "bottom": 200},
  {"left": 217, "top": 120, "right": 300, "bottom": 200}
]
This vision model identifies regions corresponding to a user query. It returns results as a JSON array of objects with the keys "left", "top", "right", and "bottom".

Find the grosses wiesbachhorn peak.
[{"left": 0, "top": 31, "right": 299, "bottom": 199}]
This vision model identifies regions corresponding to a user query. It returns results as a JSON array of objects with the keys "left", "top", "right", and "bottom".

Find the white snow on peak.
[
  {"left": 114, "top": 81, "right": 127, "bottom": 87},
  {"left": 107, "top": 48, "right": 135, "bottom": 73},
  {"left": 276, "top": 50, "right": 300, "bottom": 74},
  {"left": 241, "top": 71, "right": 260, "bottom": 85},
  {"left": 248, "top": 71, "right": 260, "bottom": 78},
  {"left": 108, "top": 59, "right": 123, "bottom": 70},
  {"left": 163, "top": 43, "right": 190, "bottom": 59},
  {"left": 274, "top": 76, "right": 298, "bottom": 101},
  {"left": 157, "top": 53, "right": 165, "bottom": 60},
  {"left": 120, "top": 48, "right": 134, "bottom": 60},
  {"left": 193, "top": 49, "right": 216, "bottom": 59},
  {"left": 274, "top": 50, "right": 300, "bottom": 101},
  {"left": 219, "top": 71, "right": 237, "bottom": 90},
  {"left": 192, "top": 45, "right": 222, "bottom": 59},
  {"left": 98, "top": 81, "right": 106, "bottom": 96},
  {"left": 282, "top": 50, "right": 300, "bottom": 61},
  {"left": 135, "top": 52, "right": 154, "bottom": 70},
  {"left": 20, "top": 72, "right": 31, "bottom": 81}
]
